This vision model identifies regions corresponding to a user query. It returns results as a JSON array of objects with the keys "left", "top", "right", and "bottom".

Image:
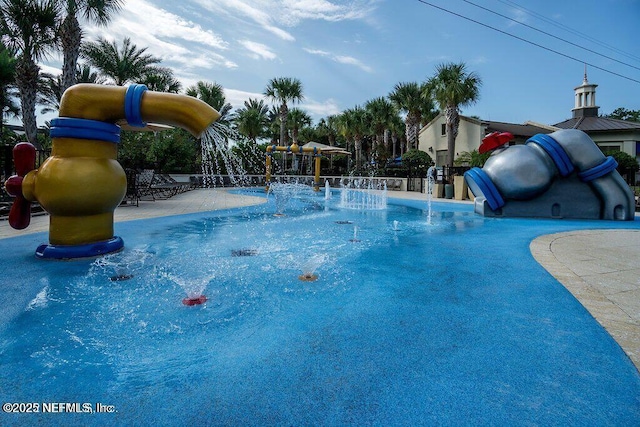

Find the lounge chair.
[
  {"left": 151, "top": 174, "right": 190, "bottom": 198},
  {"left": 136, "top": 169, "right": 157, "bottom": 201},
  {"left": 123, "top": 169, "right": 140, "bottom": 206}
]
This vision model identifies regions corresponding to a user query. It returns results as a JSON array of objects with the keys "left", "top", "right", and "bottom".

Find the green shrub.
[{"left": 402, "top": 149, "right": 432, "bottom": 176}]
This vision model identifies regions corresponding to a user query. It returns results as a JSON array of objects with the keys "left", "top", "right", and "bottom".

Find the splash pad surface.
[{"left": 1, "top": 191, "right": 639, "bottom": 426}]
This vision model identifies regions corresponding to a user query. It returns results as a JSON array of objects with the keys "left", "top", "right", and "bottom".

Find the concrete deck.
[
  {"left": 1, "top": 188, "right": 638, "bottom": 370},
  {"left": 530, "top": 230, "right": 640, "bottom": 370}
]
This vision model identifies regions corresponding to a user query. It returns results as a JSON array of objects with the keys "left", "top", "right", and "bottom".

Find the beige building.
[
  {"left": 418, "top": 113, "right": 556, "bottom": 167},
  {"left": 418, "top": 114, "right": 482, "bottom": 166}
]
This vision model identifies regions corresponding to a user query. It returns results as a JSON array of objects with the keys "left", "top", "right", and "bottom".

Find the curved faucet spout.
[{"left": 59, "top": 83, "right": 221, "bottom": 137}]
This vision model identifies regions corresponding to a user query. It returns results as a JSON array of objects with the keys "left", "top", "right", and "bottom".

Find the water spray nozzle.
[{"left": 182, "top": 295, "right": 207, "bottom": 306}]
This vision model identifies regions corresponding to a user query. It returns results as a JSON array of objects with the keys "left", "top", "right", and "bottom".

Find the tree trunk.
[
  {"left": 16, "top": 57, "right": 40, "bottom": 147},
  {"left": 279, "top": 103, "right": 288, "bottom": 146},
  {"left": 60, "top": 15, "right": 82, "bottom": 93},
  {"left": 391, "top": 133, "right": 397, "bottom": 158},
  {"left": 279, "top": 103, "right": 288, "bottom": 171},
  {"left": 444, "top": 106, "right": 459, "bottom": 168},
  {"left": 405, "top": 113, "right": 420, "bottom": 150},
  {"left": 405, "top": 119, "right": 414, "bottom": 151},
  {"left": 355, "top": 137, "right": 362, "bottom": 170}
]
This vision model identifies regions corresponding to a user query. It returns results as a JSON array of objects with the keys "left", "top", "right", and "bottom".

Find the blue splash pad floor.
[{"left": 0, "top": 195, "right": 639, "bottom": 426}]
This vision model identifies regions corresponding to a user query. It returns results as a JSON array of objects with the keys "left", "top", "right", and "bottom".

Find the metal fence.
[
  {"left": 442, "top": 166, "right": 471, "bottom": 183},
  {"left": 406, "top": 165, "right": 471, "bottom": 192}
]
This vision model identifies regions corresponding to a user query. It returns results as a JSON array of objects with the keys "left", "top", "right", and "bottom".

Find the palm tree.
[
  {"left": 336, "top": 111, "right": 356, "bottom": 170},
  {"left": 0, "top": 41, "right": 20, "bottom": 137},
  {"left": 233, "top": 98, "right": 269, "bottom": 143},
  {"left": 264, "top": 77, "right": 304, "bottom": 146},
  {"left": 389, "top": 113, "right": 406, "bottom": 158},
  {"left": 39, "top": 64, "right": 111, "bottom": 116},
  {"left": 38, "top": 72, "right": 63, "bottom": 114},
  {"left": 141, "top": 66, "right": 181, "bottom": 93},
  {"left": 1, "top": 0, "right": 59, "bottom": 146},
  {"left": 58, "top": 0, "right": 123, "bottom": 92},
  {"left": 336, "top": 113, "right": 352, "bottom": 152},
  {"left": 365, "top": 96, "right": 397, "bottom": 155},
  {"left": 81, "top": 37, "right": 161, "bottom": 86},
  {"left": 75, "top": 63, "right": 105, "bottom": 84},
  {"left": 185, "top": 81, "right": 232, "bottom": 125},
  {"left": 266, "top": 105, "right": 280, "bottom": 145},
  {"left": 340, "top": 106, "right": 369, "bottom": 171},
  {"left": 286, "top": 108, "right": 311, "bottom": 173},
  {"left": 316, "top": 115, "right": 341, "bottom": 170},
  {"left": 317, "top": 114, "right": 339, "bottom": 147},
  {"left": 426, "top": 62, "right": 482, "bottom": 168},
  {"left": 37, "top": 64, "right": 104, "bottom": 114},
  {"left": 287, "top": 108, "right": 311, "bottom": 144},
  {"left": 389, "top": 81, "right": 434, "bottom": 151}
]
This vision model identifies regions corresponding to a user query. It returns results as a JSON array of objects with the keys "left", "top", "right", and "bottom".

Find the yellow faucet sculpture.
[{"left": 5, "top": 84, "right": 220, "bottom": 259}]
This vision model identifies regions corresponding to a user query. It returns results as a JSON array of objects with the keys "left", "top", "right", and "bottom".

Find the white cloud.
[
  {"left": 100, "top": 0, "right": 228, "bottom": 49},
  {"left": 193, "top": 0, "right": 377, "bottom": 41},
  {"left": 302, "top": 98, "right": 341, "bottom": 119},
  {"left": 305, "top": 48, "right": 373, "bottom": 73},
  {"left": 225, "top": 88, "right": 267, "bottom": 110},
  {"left": 424, "top": 55, "right": 452, "bottom": 64},
  {"left": 222, "top": 87, "right": 340, "bottom": 121},
  {"left": 263, "top": 25, "right": 296, "bottom": 41},
  {"left": 239, "top": 40, "right": 277, "bottom": 60},
  {"left": 83, "top": 0, "right": 236, "bottom": 70},
  {"left": 471, "top": 56, "right": 488, "bottom": 65},
  {"left": 508, "top": 8, "right": 528, "bottom": 27},
  {"left": 78, "top": 0, "right": 378, "bottom": 77},
  {"left": 304, "top": 48, "right": 331, "bottom": 57},
  {"left": 166, "top": 73, "right": 245, "bottom": 96},
  {"left": 334, "top": 55, "right": 373, "bottom": 73},
  {"left": 194, "top": 0, "right": 295, "bottom": 41},
  {"left": 280, "top": 0, "right": 378, "bottom": 25}
]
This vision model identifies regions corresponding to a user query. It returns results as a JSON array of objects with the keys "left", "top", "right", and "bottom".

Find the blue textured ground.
[{"left": 1, "top": 194, "right": 639, "bottom": 426}]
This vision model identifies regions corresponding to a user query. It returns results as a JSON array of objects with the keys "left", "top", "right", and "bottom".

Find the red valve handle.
[
  {"left": 479, "top": 132, "right": 514, "bottom": 154},
  {"left": 4, "top": 142, "right": 36, "bottom": 230}
]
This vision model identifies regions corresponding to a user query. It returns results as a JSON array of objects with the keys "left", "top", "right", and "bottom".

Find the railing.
[
  {"left": 182, "top": 174, "right": 407, "bottom": 191},
  {"left": 442, "top": 166, "right": 471, "bottom": 184}
]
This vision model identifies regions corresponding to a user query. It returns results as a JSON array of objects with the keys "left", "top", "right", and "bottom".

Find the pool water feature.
[
  {"left": 427, "top": 166, "right": 435, "bottom": 225},
  {"left": 200, "top": 123, "right": 254, "bottom": 188},
  {"left": 267, "top": 181, "right": 315, "bottom": 216},
  {"left": 298, "top": 253, "right": 327, "bottom": 282},
  {"left": 1, "top": 192, "right": 639, "bottom": 425},
  {"left": 339, "top": 177, "right": 388, "bottom": 210}
]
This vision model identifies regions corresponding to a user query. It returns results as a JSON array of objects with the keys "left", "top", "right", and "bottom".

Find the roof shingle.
[{"left": 553, "top": 116, "right": 640, "bottom": 132}]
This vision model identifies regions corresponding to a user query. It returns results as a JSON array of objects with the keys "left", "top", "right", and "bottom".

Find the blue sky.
[{"left": 38, "top": 0, "right": 640, "bottom": 127}]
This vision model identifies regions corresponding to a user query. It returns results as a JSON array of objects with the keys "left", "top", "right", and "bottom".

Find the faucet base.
[
  {"left": 35, "top": 236, "right": 124, "bottom": 260},
  {"left": 473, "top": 175, "right": 602, "bottom": 219},
  {"left": 49, "top": 213, "right": 118, "bottom": 246}
]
